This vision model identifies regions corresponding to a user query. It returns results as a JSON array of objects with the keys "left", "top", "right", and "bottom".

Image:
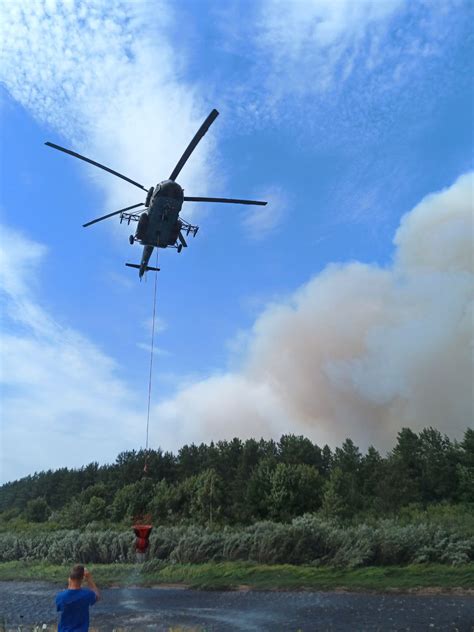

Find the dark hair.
[{"left": 69, "top": 564, "right": 85, "bottom": 581}]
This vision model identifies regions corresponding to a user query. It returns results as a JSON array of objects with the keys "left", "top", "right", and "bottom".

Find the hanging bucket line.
[{"left": 144, "top": 249, "right": 159, "bottom": 472}]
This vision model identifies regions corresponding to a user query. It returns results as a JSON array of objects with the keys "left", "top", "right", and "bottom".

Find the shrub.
[
  {"left": 1, "top": 515, "right": 472, "bottom": 567},
  {"left": 25, "top": 498, "right": 50, "bottom": 523}
]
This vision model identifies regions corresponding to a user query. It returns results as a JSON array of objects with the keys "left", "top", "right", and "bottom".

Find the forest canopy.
[{"left": 1, "top": 427, "right": 473, "bottom": 528}]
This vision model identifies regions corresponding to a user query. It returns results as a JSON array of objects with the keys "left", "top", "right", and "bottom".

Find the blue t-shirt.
[{"left": 56, "top": 588, "right": 97, "bottom": 631}]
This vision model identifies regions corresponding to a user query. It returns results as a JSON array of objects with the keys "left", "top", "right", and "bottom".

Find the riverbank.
[{"left": 1, "top": 561, "right": 473, "bottom": 593}]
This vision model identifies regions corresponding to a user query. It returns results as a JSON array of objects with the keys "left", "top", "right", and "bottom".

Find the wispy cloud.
[
  {"left": 242, "top": 187, "right": 288, "bottom": 239},
  {"left": 142, "top": 316, "right": 167, "bottom": 335},
  {"left": 137, "top": 342, "right": 169, "bottom": 357},
  {"left": 0, "top": 0, "right": 218, "bottom": 216},
  {"left": 257, "top": 0, "right": 403, "bottom": 96},
  {"left": 0, "top": 224, "right": 145, "bottom": 482},
  {"left": 137, "top": 317, "right": 168, "bottom": 357},
  {"left": 215, "top": 0, "right": 469, "bottom": 147}
]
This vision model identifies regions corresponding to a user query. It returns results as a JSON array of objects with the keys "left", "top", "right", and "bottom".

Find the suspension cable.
[{"left": 144, "top": 250, "right": 159, "bottom": 473}]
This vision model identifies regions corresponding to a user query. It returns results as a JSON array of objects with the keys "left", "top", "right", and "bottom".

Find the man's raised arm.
[{"left": 84, "top": 568, "right": 101, "bottom": 602}]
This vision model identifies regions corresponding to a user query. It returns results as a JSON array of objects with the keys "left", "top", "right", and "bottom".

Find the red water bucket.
[{"left": 133, "top": 524, "right": 153, "bottom": 553}]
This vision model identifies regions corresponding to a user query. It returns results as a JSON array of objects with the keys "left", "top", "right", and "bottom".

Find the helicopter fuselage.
[{"left": 135, "top": 180, "right": 184, "bottom": 275}]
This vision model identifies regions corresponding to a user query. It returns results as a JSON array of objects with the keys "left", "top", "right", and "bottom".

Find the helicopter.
[{"left": 46, "top": 109, "right": 267, "bottom": 278}]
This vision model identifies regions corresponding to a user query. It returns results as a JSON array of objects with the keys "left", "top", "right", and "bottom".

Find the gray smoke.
[{"left": 154, "top": 172, "right": 474, "bottom": 451}]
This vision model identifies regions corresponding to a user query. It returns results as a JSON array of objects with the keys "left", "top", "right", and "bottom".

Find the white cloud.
[
  {"left": 137, "top": 317, "right": 168, "bottom": 357},
  {"left": 0, "top": 0, "right": 218, "bottom": 218},
  {"left": 142, "top": 316, "right": 167, "bottom": 335},
  {"left": 242, "top": 187, "right": 288, "bottom": 239},
  {"left": 0, "top": 224, "right": 145, "bottom": 482},
  {"left": 215, "top": 0, "right": 465, "bottom": 147},
  {"left": 136, "top": 342, "right": 169, "bottom": 357},
  {"left": 150, "top": 173, "right": 474, "bottom": 452},
  {"left": 258, "top": 0, "right": 403, "bottom": 95}
]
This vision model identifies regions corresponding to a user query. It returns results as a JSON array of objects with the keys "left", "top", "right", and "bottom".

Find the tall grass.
[{"left": 0, "top": 515, "right": 472, "bottom": 568}]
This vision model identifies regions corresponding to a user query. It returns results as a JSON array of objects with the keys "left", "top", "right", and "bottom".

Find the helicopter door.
[{"left": 136, "top": 213, "right": 149, "bottom": 240}]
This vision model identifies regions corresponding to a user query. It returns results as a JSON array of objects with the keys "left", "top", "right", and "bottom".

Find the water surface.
[{"left": 1, "top": 581, "right": 473, "bottom": 631}]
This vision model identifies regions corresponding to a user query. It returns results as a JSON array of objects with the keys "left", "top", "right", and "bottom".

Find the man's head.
[{"left": 69, "top": 564, "right": 85, "bottom": 584}]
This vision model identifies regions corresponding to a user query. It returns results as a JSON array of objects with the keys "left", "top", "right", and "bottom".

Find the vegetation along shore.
[
  {"left": 0, "top": 561, "right": 473, "bottom": 593},
  {"left": 1, "top": 428, "right": 472, "bottom": 593}
]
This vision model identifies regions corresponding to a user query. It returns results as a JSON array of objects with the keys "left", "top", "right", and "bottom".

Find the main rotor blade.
[
  {"left": 169, "top": 109, "right": 219, "bottom": 181},
  {"left": 184, "top": 196, "right": 267, "bottom": 206},
  {"left": 45, "top": 142, "right": 148, "bottom": 192},
  {"left": 83, "top": 203, "right": 144, "bottom": 228}
]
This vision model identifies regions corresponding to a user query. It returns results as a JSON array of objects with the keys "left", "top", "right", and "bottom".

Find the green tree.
[
  {"left": 84, "top": 496, "right": 107, "bottom": 522},
  {"left": 360, "top": 446, "right": 384, "bottom": 511},
  {"left": 392, "top": 428, "right": 421, "bottom": 472},
  {"left": 320, "top": 445, "right": 333, "bottom": 478},
  {"left": 456, "top": 464, "right": 474, "bottom": 502},
  {"left": 321, "top": 467, "right": 347, "bottom": 519},
  {"left": 383, "top": 428, "right": 423, "bottom": 508},
  {"left": 330, "top": 439, "right": 363, "bottom": 515},
  {"left": 111, "top": 478, "right": 154, "bottom": 521},
  {"left": 269, "top": 463, "right": 323, "bottom": 521},
  {"left": 418, "top": 428, "right": 458, "bottom": 502},
  {"left": 245, "top": 457, "right": 276, "bottom": 520},
  {"left": 461, "top": 428, "right": 474, "bottom": 466},
  {"left": 114, "top": 451, "right": 145, "bottom": 487},
  {"left": 190, "top": 468, "right": 224, "bottom": 526},
  {"left": 177, "top": 443, "right": 205, "bottom": 479},
  {"left": 58, "top": 498, "right": 87, "bottom": 528},
  {"left": 79, "top": 483, "right": 110, "bottom": 504},
  {"left": 150, "top": 478, "right": 193, "bottom": 523},
  {"left": 457, "top": 428, "right": 474, "bottom": 502},
  {"left": 278, "top": 435, "right": 322, "bottom": 469},
  {"left": 25, "top": 497, "right": 50, "bottom": 522},
  {"left": 230, "top": 438, "right": 261, "bottom": 523}
]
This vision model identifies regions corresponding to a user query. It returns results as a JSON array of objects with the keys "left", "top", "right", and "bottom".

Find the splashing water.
[{"left": 120, "top": 556, "right": 146, "bottom": 612}]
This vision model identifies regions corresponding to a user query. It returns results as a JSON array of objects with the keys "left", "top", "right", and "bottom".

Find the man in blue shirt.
[{"left": 56, "top": 564, "right": 100, "bottom": 631}]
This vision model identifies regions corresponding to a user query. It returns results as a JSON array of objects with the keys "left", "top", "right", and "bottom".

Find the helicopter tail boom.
[{"left": 125, "top": 263, "right": 160, "bottom": 272}]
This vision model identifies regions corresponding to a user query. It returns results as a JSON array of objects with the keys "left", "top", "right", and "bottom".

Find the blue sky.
[{"left": 1, "top": 0, "right": 473, "bottom": 482}]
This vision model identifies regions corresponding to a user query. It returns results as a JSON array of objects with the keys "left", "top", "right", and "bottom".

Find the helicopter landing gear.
[
  {"left": 177, "top": 244, "right": 183, "bottom": 253},
  {"left": 129, "top": 235, "right": 135, "bottom": 245}
]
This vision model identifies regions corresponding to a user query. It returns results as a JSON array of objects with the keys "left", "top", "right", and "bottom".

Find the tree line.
[{"left": 1, "top": 427, "right": 472, "bottom": 527}]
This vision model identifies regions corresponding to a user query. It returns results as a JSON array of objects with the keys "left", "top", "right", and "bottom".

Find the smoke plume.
[{"left": 154, "top": 173, "right": 473, "bottom": 451}]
